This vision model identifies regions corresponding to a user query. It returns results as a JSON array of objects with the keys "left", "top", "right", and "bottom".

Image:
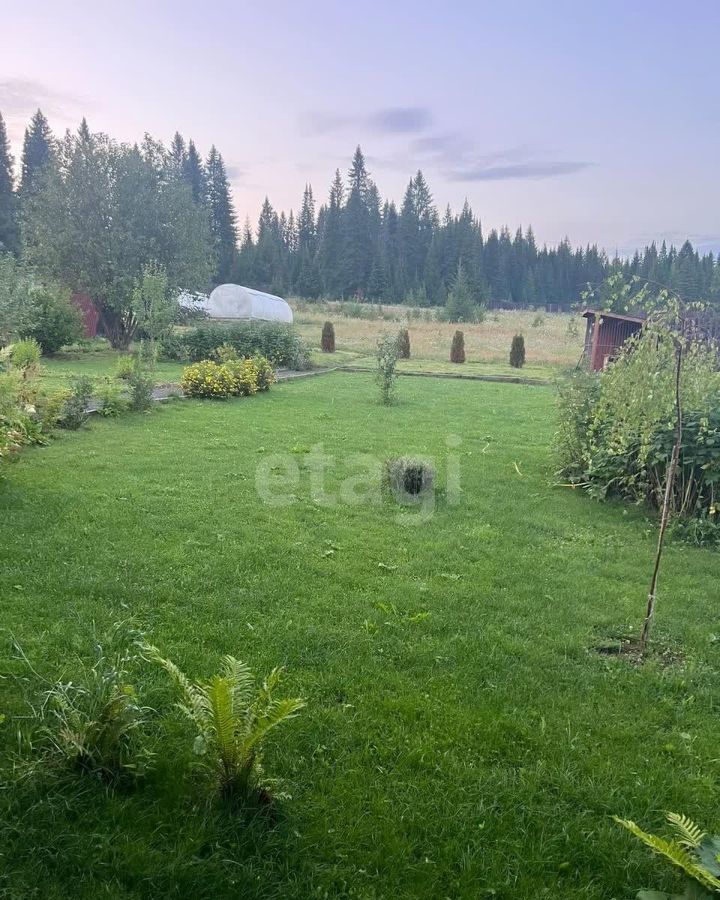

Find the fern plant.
[
  {"left": 615, "top": 812, "right": 720, "bottom": 898},
  {"left": 146, "top": 647, "right": 305, "bottom": 801}
]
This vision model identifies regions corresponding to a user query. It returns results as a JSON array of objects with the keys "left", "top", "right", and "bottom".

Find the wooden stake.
[{"left": 639, "top": 339, "right": 683, "bottom": 653}]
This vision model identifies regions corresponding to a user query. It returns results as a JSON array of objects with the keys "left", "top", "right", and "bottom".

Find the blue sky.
[{"left": 2, "top": 0, "right": 719, "bottom": 254}]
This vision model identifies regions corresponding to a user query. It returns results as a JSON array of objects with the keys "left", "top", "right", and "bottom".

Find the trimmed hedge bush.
[
  {"left": 510, "top": 334, "right": 526, "bottom": 368},
  {"left": 450, "top": 330, "right": 465, "bottom": 363},
  {"left": 161, "top": 322, "right": 304, "bottom": 368},
  {"left": 397, "top": 328, "right": 410, "bottom": 359},
  {"left": 321, "top": 321, "right": 335, "bottom": 353}
]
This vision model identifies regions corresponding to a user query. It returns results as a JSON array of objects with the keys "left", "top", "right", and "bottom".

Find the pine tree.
[
  {"left": 20, "top": 109, "right": 54, "bottom": 196},
  {"left": 318, "top": 169, "right": 344, "bottom": 297},
  {"left": 183, "top": 140, "right": 206, "bottom": 203},
  {"left": 297, "top": 184, "right": 316, "bottom": 255},
  {"left": 205, "top": 146, "right": 237, "bottom": 283},
  {"left": 341, "top": 146, "right": 374, "bottom": 296},
  {"left": 446, "top": 262, "right": 476, "bottom": 322},
  {"left": 169, "top": 132, "right": 187, "bottom": 179},
  {"left": 0, "top": 112, "right": 18, "bottom": 254}
]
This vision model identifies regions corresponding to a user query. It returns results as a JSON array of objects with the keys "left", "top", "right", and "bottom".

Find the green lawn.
[
  {"left": 1, "top": 373, "right": 718, "bottom": 899},
  {"left": 40, "top": 351, "right": 186, "bottom": 389}
]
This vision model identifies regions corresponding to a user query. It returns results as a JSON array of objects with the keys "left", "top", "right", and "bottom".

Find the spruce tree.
[
  {"left": 205, "top": 146, "right": 237, "bottom": 284},
  {"left": 0, "top": 112, "right": 18, "bottom": 254},
  {"left": 183, "top": 140, "right": 206, "bottom": 203},
  {"left": 20, "top": 109, "right": 54, "bottom": 196},
  {"left": 446, "top": 262, "right": 476, "bottom": 322},
  {"left": 317, "top": 169, "right": 344, "bottom": 297},
  {"left": 341, "top": 146, "right": 373, "bottom": 296},
  {"left": 169, "top": 132, "right": 187, "bottom": 179}
]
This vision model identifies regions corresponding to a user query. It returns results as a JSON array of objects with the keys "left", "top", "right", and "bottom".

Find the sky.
[{"left": 2, "top": 0, "right": 719, "bottom": 256}]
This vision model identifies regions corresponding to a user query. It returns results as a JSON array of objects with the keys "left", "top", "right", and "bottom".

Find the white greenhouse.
[{"left": 184, "top": 284, "right": 293, "bottom": 323}]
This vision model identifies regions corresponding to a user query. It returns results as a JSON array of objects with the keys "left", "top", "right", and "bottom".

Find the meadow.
[{"left": 1, "top": 372, "right": 718, "bottom": 899}]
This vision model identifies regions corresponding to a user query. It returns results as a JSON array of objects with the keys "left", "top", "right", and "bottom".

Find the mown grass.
[{"left": 1, "top": 373, "right": 718, "bottom": 899}]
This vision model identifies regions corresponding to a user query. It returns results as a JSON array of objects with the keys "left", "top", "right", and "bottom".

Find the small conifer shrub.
[
  {"left": 510, "top": 334, "right": 526, "bottom": 368},
  {"left": 450, "top": 330, "right": 465, "bottom": 364},
  {"left": 321, "top": 321, "right": 335, "bottom": 353},
  {"left": 397, "top": 328, "right": 410, "bottom": 359}
]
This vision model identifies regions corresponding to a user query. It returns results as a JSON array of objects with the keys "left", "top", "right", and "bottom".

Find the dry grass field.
[{"left": 291, "top": 299, "right": 585, "bottom": 371}]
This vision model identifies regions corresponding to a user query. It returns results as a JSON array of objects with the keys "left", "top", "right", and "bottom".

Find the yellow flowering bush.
[
  {"left": 180, "top": 356, "right": 275, "bottom": 399},
  {"left": 252, "top": 354, "right": 276, "bottom": 391},
  {"left": 224, "top": 359, "right": 259, "bottom": 396},
  {"left": 181, "top": 361, "right": 236, "bottom": 399}
]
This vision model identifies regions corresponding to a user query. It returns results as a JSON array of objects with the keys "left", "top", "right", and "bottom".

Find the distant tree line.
[{"left": 1, "top": 112, "right": 719, "bottom": 316}]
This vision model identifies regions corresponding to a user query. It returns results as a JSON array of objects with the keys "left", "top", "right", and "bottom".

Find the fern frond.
[
  {"left": 144, "top": 645, "right": 209, "bottom": 730},
  {"left": 206, "top": 676, "right": 238, "bottom": 768},
  {"left": 667, "top": 812, "right": 706, "bottom": 849},
  {"left": 221, "top": 656, "right": 255, "bottom": 708},
  {"left": 614, "top": 817, "right": 720, "bottom": 892},
  {"left": 243, "top": 696, "right": 306, "bottom": 755}
]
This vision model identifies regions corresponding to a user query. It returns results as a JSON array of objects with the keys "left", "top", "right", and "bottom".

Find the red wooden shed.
[
  {"left": 71, "top": 292, "right": 101, "bottom": 339},
  {"left": 582, "top": 308, "right": 644, "bottom": 371}
]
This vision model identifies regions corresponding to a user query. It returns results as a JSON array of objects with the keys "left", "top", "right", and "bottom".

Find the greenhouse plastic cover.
[{"left": 189, "top": 284, "right": 293, "bottom": 323}]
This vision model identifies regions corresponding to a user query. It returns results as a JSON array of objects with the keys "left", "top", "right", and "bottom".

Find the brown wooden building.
[{"left": 582, "top": 308, "right": 644, "bottom": 371}]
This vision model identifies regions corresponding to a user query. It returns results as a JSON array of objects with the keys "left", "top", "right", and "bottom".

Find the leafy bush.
[
  {"left": 252, "top": 353, "right": 276, "bottom": 391},
  {"left": 397, "top": 328, "right": 410, "bottom": 359},
  {"left": 21, "top": 622, "right": 153, "bottom": 782},
  {"left": 58, "top": 375, "right": 94, "bottom": 430},
  {"left": 181, "top": 360, "right": 236, "bottom": 399},
  {"left": 510, "top": 333, "right": 526, "bottom": 368},
  {"left": 224, "top": 358, "right": 259, "bottom": 396},
  {"left": 450, "top": 330, "right": 465, "bottom": 363},
  {"left": 321, "top": 321, "right": 335, "bottom": 353},
  {"left": 96, "top": 380, "right": 128, "bottom": 417},
  {"left": 213, "top": 342, "right": 240, "bottom": 363},
  {"left": 555, "top": 327, "right": 720, "bottom": 541},
  {"left": 175, "top": 322, "right": 304, "bottom": 367},
  {"left": 113, "top": 355, "right": 135, "bottom": 381},
  {"left": 145, "top": 646, "right": 305, "bottom": 802},
  {"left": 23, "top": 288, "right": 83, "bottom": 354},
  {"left": 376, "top": 333, "right": 400, "bottom": 405},
  {"left": 5, "top": 339, "right": 42, "bottom": 372},
  {"left": 615, "top": 812, "right": 720, "bottom": 897},
  {"left": 126, "top": 367, "right": 155, "bottom": 412},
  {"left": 158, "top": 333, "right": 190, "bottom": 362}
]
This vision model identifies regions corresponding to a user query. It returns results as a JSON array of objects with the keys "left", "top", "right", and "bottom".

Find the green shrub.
[
  {"left": 321, "top": 321, "right": 335, "bottom": 353},
  {"left": 59, "top": 375, "right": 94, "bottom": 430},
  {"left": 375, "top": 333, "right": 400, "bottom": 405},
  {"left": 113, "top": 355, "right": 135, "bottom": 381},
  {"left": 127, "top": 367, "right": 155, "bottom": 412},
  {"left": 397, "top": 328, "right": 410, "bottom": 359},
  {"left": 555, "top": 328, "right": 720, "bottom": 541},
  {"left": 23, "top": 288, "right": 83, "bottom": 354},
  {"left": 213, "top": 342, "right": 240, "bottom": 363},
  {"left": 6, "top": 339, "right": 42, "bottom": 371},
  {"left": 224, "top": 358, "right": 259, "bottom": 396},
  {"left": 252, "top": 354, "right": 276, "bottom": 391},
  {"left": 177, "top": 322, "right": 303, "bottom": 367},
  {"left": 96, "top": 380, "right": 128, "bottom": 417},
  {"left": 158, "top": 333, "right": 190, "bottom": 362},
  {"left": 510, "top": 333, "right": 526, "bottom": 368},
  {"left": 145, "top": 646, "right": 305, "bottom": 802},
  {"left": 450, "top": 330, "right": 465, "bottom": 363},
  {"left": 181, "top": 361, "right": 236, "bottom": 399}
]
